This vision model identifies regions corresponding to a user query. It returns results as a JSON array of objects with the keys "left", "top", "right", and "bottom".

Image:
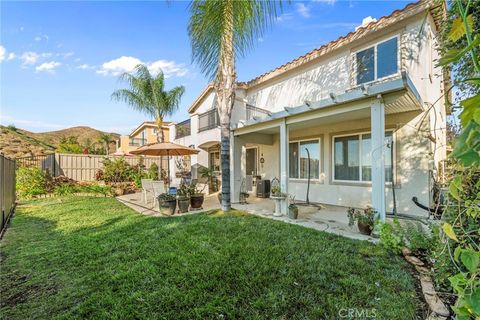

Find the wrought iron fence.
[
  {"left": 129, "top": 138, "right": 147, "bottom": 146},
  {"left": 198, "top": 108, "right": 219, "bottom": 132},
  {"left": 246, "top": 104, "right": 270, "bottom": 120},
  {"left": 175, "top": 119, "right": 191, "bottom": 139}
]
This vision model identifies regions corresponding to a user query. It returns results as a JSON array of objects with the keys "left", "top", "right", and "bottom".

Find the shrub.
[
  {"left": 378, "top": 219, "right": 404, "bottom": 254},
  {"left": 54, "top": 184, "right": 77, "bottom": 196},
  {"left": 16, "top": 167, "right": 46, "bottom": 198},
  {"left": 378, "top": 219, "right": 437, "bottom": 256},
  {"left": 148, "top": 163, "right": 159, "bottom": 180},
  {"left": 102, "top": 157, "right": 134, "bottom": 183}
]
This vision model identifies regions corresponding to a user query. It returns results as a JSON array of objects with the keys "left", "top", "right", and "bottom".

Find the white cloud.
[
  {"left": 97, "top": 56, "right": 142, "bottom": 76},
  {"left": 0, "top": 46, "right": 5, "bottom": 62},
  {"left": 35, "top": 61, "right": 61, "bottom": 73},
  {"left": 312, "top": 0, "right": 337, "bottom": 4},
  {"left": 0, "top": 114, "right": 64, "bottom": 130},
  {"left": 34, "top": 36, "right": 42, "bottom": 41},
  {"left": 276, "top": 12, "right": 294, "bottom": 23},
  {"left": 148, "top": 59, "right": 188, "bottom": 78},
  {"left": 20, "top": 51, "right": 40, "bottom": 65},
  {"left": 97, "top": 56, "right": 188, "bottom": 78},
  {"left": 296, "top": 3, "right": 311, "bottom": 18},
  {"left": 258, "top": 37, "right": 264, "bottom": 43},
  {"left": 76, "top": 63, "right": 95, "bottom": 70},
  {"left": 1, "top": 46, "right": 17, "bottom": 62}
]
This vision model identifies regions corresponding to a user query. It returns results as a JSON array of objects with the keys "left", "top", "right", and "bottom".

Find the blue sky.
[{"left": 1, "top": 0, "right": 411, "bottom": 135}]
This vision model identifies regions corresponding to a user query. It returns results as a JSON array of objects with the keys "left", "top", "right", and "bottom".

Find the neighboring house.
[
  {"left": 170, "top": 0, "right": 447, "bottom": 218},
  {"left": 115, "top": 121, "right": 170, "bottom": 155}
]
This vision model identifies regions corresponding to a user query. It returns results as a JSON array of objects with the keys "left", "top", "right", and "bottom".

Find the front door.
[{"left": 245, "top": 148, "right": 257, "bottom": 192}]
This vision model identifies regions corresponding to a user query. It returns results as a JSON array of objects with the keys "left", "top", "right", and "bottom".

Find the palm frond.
[{"left": 188, "top": 0, "right": 283, "bottom": 79}]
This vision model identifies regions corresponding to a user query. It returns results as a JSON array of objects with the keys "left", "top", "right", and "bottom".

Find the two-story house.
[
  {"left": 115, "top": 121, "right": 170, "bottom": 155},
  {"left": 169, "top": 0, "right": 447, "bottom": 219}
]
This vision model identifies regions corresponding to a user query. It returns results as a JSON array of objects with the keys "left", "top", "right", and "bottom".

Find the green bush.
[
  {"left": 147, "top": 163, "right": 159, "bottom": 180},
  {"left": 378, "top": 219, "right": 436, "bottom": 256},
  {"left": 102, "top": 157, "right": 134, "bottom": 183},
  {"left": 54, "top": 184, "right": 77, "bottom": 196},
  {"left": 16, "top": 167, "right": 46, "bottom": 198},
  {"left": 378, "top": 219, "right": 404, "bottom": 254}
]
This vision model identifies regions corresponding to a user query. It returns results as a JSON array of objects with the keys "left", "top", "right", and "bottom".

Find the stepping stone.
[{"left": 405, "top": 255, "right": 424, "bottom": 266}]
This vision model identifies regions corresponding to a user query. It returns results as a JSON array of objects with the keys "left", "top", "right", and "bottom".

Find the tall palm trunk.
[
  {"left": 216, "top": 0, "right": 235, "bottom": 211},
  {"left": 155, "top": 116, "right": 165, "bottom": 143}
]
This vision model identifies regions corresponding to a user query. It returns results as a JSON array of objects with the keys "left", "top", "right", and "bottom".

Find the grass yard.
[{"left": 0, "top": 197, "right": 424, "bottom": 319}]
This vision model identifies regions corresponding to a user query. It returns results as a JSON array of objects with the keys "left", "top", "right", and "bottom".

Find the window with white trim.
[
  {"left": 289, "top": 139, "right": 320, "bottom": 179},
  {"left": 333, "top": 132, "right": 393, "bottom": 182},
  {"left": 356, "top": 37, "right": 398, "bottom": 85}
]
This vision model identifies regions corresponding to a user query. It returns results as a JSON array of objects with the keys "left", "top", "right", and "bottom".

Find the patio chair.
[
  {"left": 141, "top": 179, "right": 153, "bottom": 204},
  {"left": 152, "top": 181, "right": 166, "bottom": 207}
]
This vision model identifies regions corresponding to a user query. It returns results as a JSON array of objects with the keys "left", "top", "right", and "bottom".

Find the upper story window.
[{"left": 356, "top": 37, "right": 398, "bottom": 85}]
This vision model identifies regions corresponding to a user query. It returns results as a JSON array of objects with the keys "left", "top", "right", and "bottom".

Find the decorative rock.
[
  {"left": 405, "top": 255, "right": 424, "bottom": 266},
  {"left": 420, "top": 274, "right": 450, "bottom": 317},
  {"left": 402, "top": 247, "right": 412, "bottom": 256}
]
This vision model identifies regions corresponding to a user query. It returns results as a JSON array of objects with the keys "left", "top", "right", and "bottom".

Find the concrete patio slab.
[{"left": 117, "top": 191, "right": 377, "bottom": 242}]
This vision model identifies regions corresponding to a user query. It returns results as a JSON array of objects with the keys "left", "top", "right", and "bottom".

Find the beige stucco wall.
[{"left": 245, "top": 110, "right": 432, "bottom": 217}]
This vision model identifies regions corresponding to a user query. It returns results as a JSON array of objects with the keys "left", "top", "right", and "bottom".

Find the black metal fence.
[
  {"left": 198, "top": 108, "right": 219, "bottom": 132},
  {"left": 175, "top": 119, "right": 191, "bottom": 139},
  {"left": 16, "top": 154, "right": 56, "bottom": 175},
  {"left": 1, "top": 155, "right": 16, "bottom": 237}
]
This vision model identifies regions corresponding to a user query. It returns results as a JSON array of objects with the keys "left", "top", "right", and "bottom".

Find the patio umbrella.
[{"left": 130, "top": 142, "right": 199, "bottom": 188}]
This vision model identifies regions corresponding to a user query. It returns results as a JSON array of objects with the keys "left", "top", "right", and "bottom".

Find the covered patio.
[{"left": 230, "top": 72, "right": 427, "bottom": 220}]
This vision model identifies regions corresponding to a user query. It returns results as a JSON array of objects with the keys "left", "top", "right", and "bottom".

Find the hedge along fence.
[
  {"left": 1, "top": 155, "right": 16, "bottom": 236},
  {"left": 18, "top": 153, "right": 168, "bottom": 182}
]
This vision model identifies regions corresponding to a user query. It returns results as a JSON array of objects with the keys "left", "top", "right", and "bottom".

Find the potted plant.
[
  {"left": 177, "top": 184, "right": 190, "bottom": 213},
  {"left": 188, "top": 183, "right": 206, "bottom": 209},
  {"left": 347, "top": 206, "right": 376, "bottom": 235},
  {"left": 158, "top": 193, "right": 177, "bottom": 216},
  {"left": 288, "top": 195, "right": 298, "bottom": 219}
]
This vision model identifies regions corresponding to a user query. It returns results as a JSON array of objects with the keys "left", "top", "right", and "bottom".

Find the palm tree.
[
  {"left": 111, "top": 64, "right": 185, "bottom": 143},
  {"left": 99, "top": 133, "right": 113, "bottom": 155},
  {"left": 188, "top": 0, "right": 283, "bottom": 211}
]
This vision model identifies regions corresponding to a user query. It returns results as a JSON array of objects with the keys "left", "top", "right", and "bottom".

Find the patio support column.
[
  {"left": 279, "top": 119, "right": 289, "bottom": 215},
  {"left": 230, "top": 133, "right": 245, "bottom": 203},
  {"left": 371, "top": 95, "right": 386, "bottom": 222}
]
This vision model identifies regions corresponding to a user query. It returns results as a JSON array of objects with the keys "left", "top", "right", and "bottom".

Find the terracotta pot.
[
  {"left": 190, "top": 194, "right": 204, "bottom": 209},
  {"left": 159, "top": 199, "right": 176, "bottom": 216},
  {"left": 177, "top": 198, "right": 190, "bottom": 213},
  {"left": 357, "top": 220, "right": 372, "bottom": 235}
]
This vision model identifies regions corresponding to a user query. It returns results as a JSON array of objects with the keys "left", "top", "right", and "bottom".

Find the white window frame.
[
  {"left": 331, "top": 130, "right": 395, "bottom": 184},
  {"left": 354, "top": 35, "right": 400, "bottom": 86},
  {"left": 288, "top": 138, "right": 321, "bottom": 181}
]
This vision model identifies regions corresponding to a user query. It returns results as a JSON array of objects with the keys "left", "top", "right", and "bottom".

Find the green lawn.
[{"left": 0, "top": 197, "right": 424, "bottom": 319}]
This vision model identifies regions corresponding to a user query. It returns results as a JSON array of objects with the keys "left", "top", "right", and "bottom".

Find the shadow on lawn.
[{"left": 0, "top": 197, "right": 427, "bottom": 319}]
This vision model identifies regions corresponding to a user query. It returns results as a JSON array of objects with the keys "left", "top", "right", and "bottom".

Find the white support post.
[
  {"left": 279, "top": 120, "right": 289, "bottom": 215},
  {"left": 371, "top": 96, "right": 386, "bottom": 222},
  {"left": 230, "top": 133, "right": 245, "bottom": 203}
]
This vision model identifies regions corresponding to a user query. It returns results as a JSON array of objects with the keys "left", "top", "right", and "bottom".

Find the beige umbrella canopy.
[{"left": 131, "top": 142, "right": 199, "bottom": 187}]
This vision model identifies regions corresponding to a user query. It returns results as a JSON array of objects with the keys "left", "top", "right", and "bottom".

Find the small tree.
[{"left": 111, "top": 64, "right": 185, "bottom": 143}]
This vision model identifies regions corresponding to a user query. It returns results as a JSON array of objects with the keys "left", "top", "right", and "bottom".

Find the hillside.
[{"left": 0, "top": 125, "right": 120, "bottom": 159}]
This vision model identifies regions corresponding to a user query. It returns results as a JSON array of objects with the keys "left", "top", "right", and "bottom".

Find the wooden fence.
[
  {"left": 47, "top": 153, "right": 168, "bottom": 181},
  {"left": 1, "top": 155, "right": 16, "bottom": 236}
]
